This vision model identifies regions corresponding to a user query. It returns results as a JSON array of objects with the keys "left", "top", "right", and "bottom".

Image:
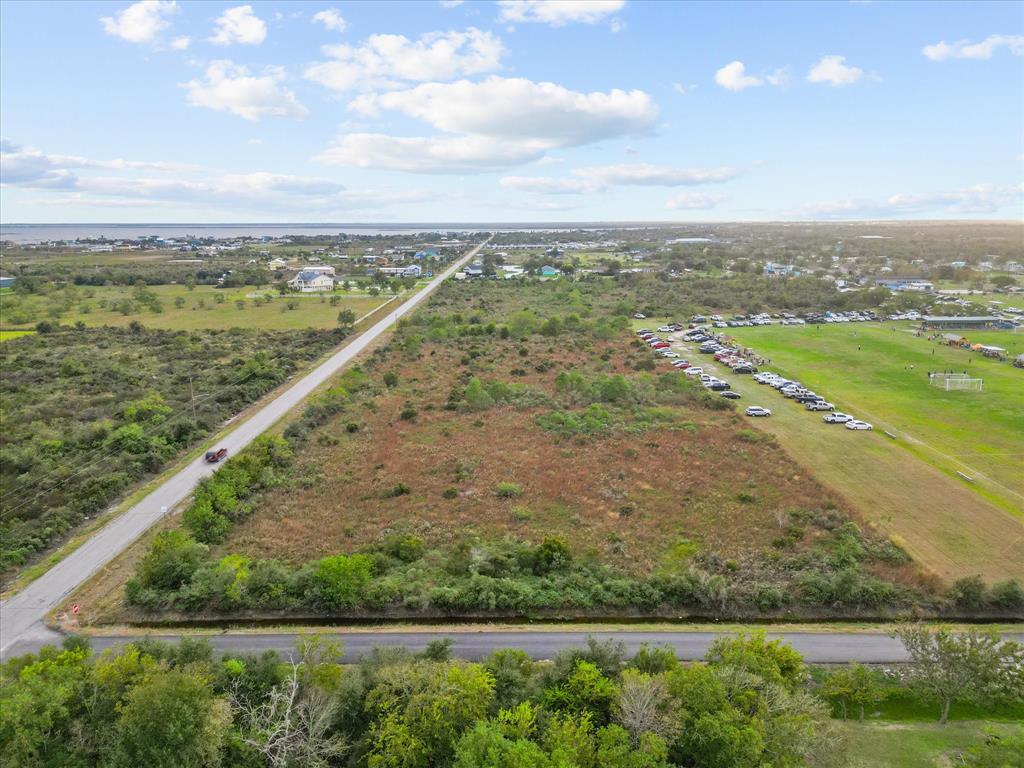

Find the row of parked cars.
[
  {"left": 751, "top": 372, "right": 873, "bottom": 430},
  {"left": 637, "top": 326, "right": 742, "bottom": 398}
]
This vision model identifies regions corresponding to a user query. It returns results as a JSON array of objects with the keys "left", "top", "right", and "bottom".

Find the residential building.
[{"left": 288, "top": 270, "right": 334, "bottom": 292}]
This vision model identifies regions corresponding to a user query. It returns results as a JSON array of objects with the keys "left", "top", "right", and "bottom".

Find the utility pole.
[{"left": 188, "top": 376, "right": 197, "bottom": 424}]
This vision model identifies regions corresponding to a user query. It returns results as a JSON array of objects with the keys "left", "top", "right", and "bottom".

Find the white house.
[
  {"left": 289, "top": 270, "right": 334, "bottom": 292},
  {"left": 268, "top": 258, "right": 288, "bottom": 269},
  {"left": 377, "top": 265, "right": 422, "bottom": 278}
]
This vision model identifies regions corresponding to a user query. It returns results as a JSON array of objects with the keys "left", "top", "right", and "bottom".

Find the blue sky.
[{"left": 1, "top": 0, "right": 1022, "bottom": 222}]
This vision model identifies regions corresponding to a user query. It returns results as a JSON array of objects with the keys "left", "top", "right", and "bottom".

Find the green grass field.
[
  {"left": 1, "top": 284, "right": 392, "bottom": 331},
  {"left": 727, "top": 323, "right": 1024, "bottom": 513},
  {"left": 840, "top": 721, "right": 1022, "bottom": 768},
  {"left": 653, "top": 322, "right": 1024, "bottom": 581}
]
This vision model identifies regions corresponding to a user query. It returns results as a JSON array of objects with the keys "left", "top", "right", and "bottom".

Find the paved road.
[
  {"left": 0, "top": 238, "right": 490, "bottom": 658},
  {"left": 16, "top": 628, "right": 1017, "bottom": 663}
]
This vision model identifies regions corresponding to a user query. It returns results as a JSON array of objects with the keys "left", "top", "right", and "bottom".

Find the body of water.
[{"left": 0, "top": 222, "right": 679, "bottom": 245}]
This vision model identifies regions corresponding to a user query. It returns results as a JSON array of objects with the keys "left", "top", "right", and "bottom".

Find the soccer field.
[{"left": 728, "top": 323, "right": 1024, "bottom": 516}]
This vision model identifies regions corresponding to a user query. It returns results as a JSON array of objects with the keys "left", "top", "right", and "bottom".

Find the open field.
[
  {"left": 88, "top": 278, "right": 966, "bottom": 625},
  {"left": 660, "top": 329, "right": 1023, "bottom": 582},
  {"left": 840, "top": 722, "right": 1023, "bottom": 768},
  {"left": 1, "top": 283, "right": 392, "bottom": 331},
  {"left": 727, "top": 323, "right": 1024, "bottom": 513}
]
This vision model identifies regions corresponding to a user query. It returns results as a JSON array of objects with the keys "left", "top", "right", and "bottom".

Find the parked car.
[
  {"left": 651, "top": 341, "right": 670, "bottom": 349},
  {"left": 845, "top": 420, "right": 873, "bottom": 430},
  {"left": 805, "top": 401, "right": 834, "bottom": 411},
  {"left": 685, "top": 367, "right": 704, "bottom": 376},
  {"left": 720, "top": 390, "right": 742, "bottom": 399},
  {"left": 745, "top": 406, "right": 772, "bottom": 417},
  {"left": 823, "top": 413, "right": 852, "bottom": 423},
  {"left": 205, "top": 447, "right": 228, "bottom": 463},
  {"left": 659, "top": 350, "right": 679, "bottom": 358}
]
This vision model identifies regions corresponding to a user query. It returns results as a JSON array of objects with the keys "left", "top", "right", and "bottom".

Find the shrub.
[
  {"left": 494, "top": 482, "right": 523, "bottom": 499},
  {"left": 989, "top": 579, "right": 1024, "bottom": 609},
  {"left": 383, "top": 371, "right": 398, "bottom": 387},
  {"left": 384, "top": 482, "right": 411, "bottom": 498},
  {"left": 133, "top": 531, "right": 208, "bottom": 592},
  {"left": 309, "top": 554, "right": 374, "bottom": 609},
  {"left": 399, "top": 406, "right": 417, "bottom": 421},
  {"left": 949, "top": 575, "right": 988, "bottom": 610},
  {"left": 443, "top": 487, "right": 459, "bottom": 499}
]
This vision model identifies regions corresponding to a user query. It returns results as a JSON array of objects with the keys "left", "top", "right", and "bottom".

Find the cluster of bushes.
[
  {"left": 0, "top": 326, "right": 349, "bottom": 574},
  {"left": 9, "top": 627, "right": 1018, "bottom": 767},
  {"left": 125, "top": 519, "right": 946, "bottom": 618},
  {"left": 0, "top": 631, "right": 852, "bottom": 768},
  {"left": 460, "top": 377, "right": 549, "bottom": 411},
  {"left": 181, "top": 436, "right": 293, "bottom": 543}
]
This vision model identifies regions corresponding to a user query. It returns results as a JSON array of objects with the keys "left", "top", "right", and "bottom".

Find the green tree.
[
  {"left": 822, "top": 663, "right": 887, "bottom": 720},
  {"left": 111, "top": 669, "right": 230, "bottom": 768},
  {"left": 310, "top": 554, "right": 374, "bottom": 610},
  {"left": 894, "top": 624, "right": 1024, "bottom": 723},
  {"left": 338, "top": 309, "right": 356, "bottom": 328}
]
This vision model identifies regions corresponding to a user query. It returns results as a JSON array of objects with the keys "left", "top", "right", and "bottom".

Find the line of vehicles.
[{"left": 637, "top": 323, "right": 873, "bottom": 431}]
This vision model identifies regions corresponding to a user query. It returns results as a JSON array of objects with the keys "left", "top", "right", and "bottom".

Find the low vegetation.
[
  {"left": 0, "top": 325, "right": 348, "bottom": 576},
  {"left": 2, "top": 628, "right": 1020, "bottom": 768},
  {"left": 106, "top": 280, "right": 1022, "bottom": 622}
]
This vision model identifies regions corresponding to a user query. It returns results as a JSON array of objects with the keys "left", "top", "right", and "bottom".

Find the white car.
[
  {"left": 823, "top": 412, "right": 852, "bottom": 423},
  {"left": 845, "top": 420, "right": 873, "bottom": 431},
  {"left": 685, "top": 367, "right": 704, "bottom": 376},
  {"left": 805, "top": 401, "right": 834, "bottom": 411},
  {"left": 658, "top": 326, "right": 675, "bottom": 332},
  {"left": 745, "top": 406, "right": 772, "bottom": 417},
  {"left": 659, "top": 350, "right": 679, "bottom": 358}
]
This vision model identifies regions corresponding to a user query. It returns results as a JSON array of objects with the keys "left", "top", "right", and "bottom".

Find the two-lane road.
[
  {"left": 21, "top": 628, "right": 1020, "bottom": 663},
  {"left": 0, "top": 237, "right": 490, "bottom": 657}
]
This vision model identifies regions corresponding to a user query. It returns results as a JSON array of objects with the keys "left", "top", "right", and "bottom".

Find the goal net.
[{"left": 929, "top": 373, "right": 984, "bottom": 391}]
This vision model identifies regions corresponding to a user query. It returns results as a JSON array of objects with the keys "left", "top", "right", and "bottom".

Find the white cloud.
[
  {"left": 497, "top": 0, "right": 626, "bottom": 26},
  {"left": 440, "top": 0, "right": 465, "bottom": 6},
  {"left": 312, "top": 8, "right": 347, "bottom": 33},
  {"left": 349, "top": 76, "right": 657, "bottom": 145},
  {"left": 328, "top": 77, "right": 657, "bottom": 173},
  {"left": 806, "top": 55, "right": 863, "bottom": 86},
  {"left": 305, "top": 28, "right": 504, "bottom": 92},
  {"left": 500, "top": 163, "right": 737, "bottom": 194},
  {"left": 100, "top": 0, "right": 177, "bottom": 44},
  {"left": 796, "top": 183, "right": 1023, "bottom": 218},
  {"left": 183, "top": 61, "right": 309, "bottom": 121},
  {"left": 922, "top": 34, "right": 1024, "bottom": 61},
  {"left": 673, "top": 83, "right": 694, "bottom": 95},
  {"left": 209, "top": 5, "right": 267, "bottom": 46},
  {"left": 714, "top": 61, "right": 763, "bottom": 91},
  {"left": 1, "top": 139, "right": 428, "bottom": 213},
  {"left": 317, "top": 134, "right": 548, "bottom": 174},
  {"left": 665, "top": 191, "right": 727, "bottom": 210},
  {"left": 170, "top": 35, "right": 190, "bottom": 50}
]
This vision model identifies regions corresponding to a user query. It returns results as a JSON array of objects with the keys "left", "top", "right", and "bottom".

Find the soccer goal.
[{"left": 929, "top": 372, "right": 984, "bottom": 391}]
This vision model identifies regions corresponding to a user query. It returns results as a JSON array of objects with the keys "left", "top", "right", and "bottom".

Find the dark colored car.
[
  {"left": 720, "top": 391, "right": 742, "bottom": 399},
  {"left": 205, "top": 448, "right": 228, "bottom": 463}
]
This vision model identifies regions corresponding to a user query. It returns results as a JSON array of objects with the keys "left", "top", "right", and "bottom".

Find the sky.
[{"left": 1, "top": 0, "right": 1022, "bottom": 223}]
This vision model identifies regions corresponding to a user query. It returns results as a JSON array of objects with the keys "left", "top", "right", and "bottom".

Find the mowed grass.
[
  {"left": 839, "top": 721, "right": 1022, "bottom": 768},
  {"left": 727, "top": 323, "right": 1024, "bottom": 513},
  {"left": 2, "top": 284, "right": 392, "bottom": 331},
  {"left": 661, "top": 328, "right": 1024, "bottom": 582}
]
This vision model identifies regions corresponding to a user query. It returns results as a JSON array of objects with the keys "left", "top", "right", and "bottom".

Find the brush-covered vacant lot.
[
  {"left": 0, "top": 324, "right": 350, "bottom": 578},
  {"left": 1, "top": 283, "right": 391, "bottom": 332},
  {"left": 100, "top": 278, "right": 1024, "bottom": 625},
  {"left": 726, "top": 324, "right": 1024, "bottom": 515}
]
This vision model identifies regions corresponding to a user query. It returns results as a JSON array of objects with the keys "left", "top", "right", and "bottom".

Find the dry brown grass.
[{"left": 220, "top": 331, "right": 919, "bottom": 589}]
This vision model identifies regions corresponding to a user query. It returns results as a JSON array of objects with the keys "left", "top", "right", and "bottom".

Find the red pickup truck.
[{"left": 205, "top": 448, "right": 228, "bottom": 463}]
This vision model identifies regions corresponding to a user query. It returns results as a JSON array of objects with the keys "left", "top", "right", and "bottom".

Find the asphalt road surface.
[
  {"left": 0, "top": 238, "right": 490, "bottom": 658},
  {"left": 16, "top": 629, "right": 1018, "bottom": 663}
]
